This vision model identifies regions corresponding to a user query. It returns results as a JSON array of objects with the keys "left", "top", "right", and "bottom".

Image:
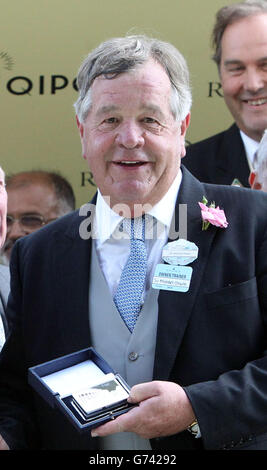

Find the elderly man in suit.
[
  {"left": 183, "top": 0, "right": 267, "bottom": 187},
  {"left": 0, "top": 34, "right": 267, "bottom": 451},
  {"left": 0, "top": 167, "right": 9, "bottom": 351}
]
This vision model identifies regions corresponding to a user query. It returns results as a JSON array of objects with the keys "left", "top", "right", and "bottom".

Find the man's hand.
[
  {"left": 91, "top": 381, "right": 195, "bottom": 439},
  {"left": 0, "top": 434, "right": 9, "bottom": 450}
]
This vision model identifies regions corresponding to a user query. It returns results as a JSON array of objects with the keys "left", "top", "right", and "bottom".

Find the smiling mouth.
[
  {"left": 243, "top": 98, "right": 267, "bottom": 106},
  {"left": 113, "top": 161, "right": 147, "bottom": 167}
]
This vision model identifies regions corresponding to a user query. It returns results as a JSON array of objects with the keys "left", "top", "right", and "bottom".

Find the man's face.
[
  {"left": 2, "top": 182, "right": 59, "bottom": 261},
  {"left": 0, "top": 169, "right": 7, "bottom": 249},
  {"left": 77, "top": 59, "right": 190, "bottom": 214},
  {"left": 220, "top": 14, "right": 267, "bottom": 142}
]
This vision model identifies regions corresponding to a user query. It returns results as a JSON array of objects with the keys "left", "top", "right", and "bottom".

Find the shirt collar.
[
  {"left": 95, "top": 169, "right": 182, "bottom": 245},
  {"left": 147, "top": 169, "right": 181, "bottom": 228},
  {"left": 240, "top": 130, "right": 259, "bottom": 166}
]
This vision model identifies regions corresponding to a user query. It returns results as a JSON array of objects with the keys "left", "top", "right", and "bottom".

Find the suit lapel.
[
  {"left": 153, "top": 167, "right": 217, "bottom": 380},
  {"left": 217, "top": 124, "right": 250, "bottom": 187},
  {"left": 51, "top": 211, "right": 93, "bottom": 354}
]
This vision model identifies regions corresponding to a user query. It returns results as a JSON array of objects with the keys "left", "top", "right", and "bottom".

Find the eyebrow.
[
  {"left": 96, "top": 105, "right": 118, "bottom": 117},
  {"left": 96, "top": 104, "right": 165, "bottom": 120},
  {"left": 142, "top": 104, "right": 165, "bottom": 119},
  {"left": 223, "top": 60, "right": 243, "bottom": 67},
  {"left": 224, "top": 56, "right": 267, "bottom": 67}
]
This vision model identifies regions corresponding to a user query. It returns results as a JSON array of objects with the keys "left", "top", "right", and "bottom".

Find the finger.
[
  {"left": 128, "top": 381, "right": 162, "bottom": 403},
  {"left": 91, "top": 414, "right": 126, "bottom": 437}
]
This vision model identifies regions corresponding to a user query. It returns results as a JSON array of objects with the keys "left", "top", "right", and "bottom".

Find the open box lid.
[
  {"left": 28, "top": 347, "right": 114, "bottom": 407},
  {"left": 28, "top": 347, "right": 134, "bottom": 432}
]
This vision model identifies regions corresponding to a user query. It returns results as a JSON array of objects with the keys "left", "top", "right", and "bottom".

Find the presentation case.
[{"left": 28, "top": 347, "right": 135, "bottom": 433}]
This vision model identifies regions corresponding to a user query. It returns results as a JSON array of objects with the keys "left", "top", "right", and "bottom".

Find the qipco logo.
[{"left": 6, "top": 75, "right": 78, "bottom": 95}]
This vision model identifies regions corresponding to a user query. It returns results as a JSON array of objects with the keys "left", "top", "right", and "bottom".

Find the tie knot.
[{"left": 122, "top": 216, "right": 145, "bottom": 241}]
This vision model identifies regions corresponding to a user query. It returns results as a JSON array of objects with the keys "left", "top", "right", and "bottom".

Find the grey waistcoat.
[{"left": 89, "top": 241, "right": 159, "bottom": 450}]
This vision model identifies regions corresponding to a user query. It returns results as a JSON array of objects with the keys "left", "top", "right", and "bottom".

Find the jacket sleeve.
[
  {"left": 184, "top": 225, "right": 267, "bottom": 450},
  {"left": 0, "top": 242, "right": 39, "bottom": 449}
]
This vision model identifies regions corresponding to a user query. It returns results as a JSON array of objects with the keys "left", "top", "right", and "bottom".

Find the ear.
[
  {"left": 180, "top": 113, "right": 191, "bottom": 158},
  {"left": 76, "top": 115, "right": 84, "bottom": 138},
  {"left": 76, "top": 115, "right": 87, "bottom": 160},
  {"left": 249, "top": 171, "right": 262, "bottom": 190},
  {"left": 181, "top": 113, "right": 191, "bottom": 136}
]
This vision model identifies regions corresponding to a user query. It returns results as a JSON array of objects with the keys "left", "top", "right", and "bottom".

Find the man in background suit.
[
  {"left": 183, "top": 1, "right": 267, "bottom": 187},
  {"left": 1, "top": 170, "right": 75, "bottom": 264},
  {"left": 0, "top": 35, "right": 267, "bottom": 451},
  {"left": 0, "top": 167, "right": 9, "bottom": 351}
]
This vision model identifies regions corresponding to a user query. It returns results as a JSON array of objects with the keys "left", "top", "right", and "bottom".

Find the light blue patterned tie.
[{"left": 114, "top": 216, "right": 147, "bottom": 332}]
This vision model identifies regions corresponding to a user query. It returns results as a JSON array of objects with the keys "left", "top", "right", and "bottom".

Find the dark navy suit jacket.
[
  {"left": 183, "top": 124, "right": 251, "bottom": 188},
  {"left": 0, "top": 167, "right": 267, "bottom": 450}
]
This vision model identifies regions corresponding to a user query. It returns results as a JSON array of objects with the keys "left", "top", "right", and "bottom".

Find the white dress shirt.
[
  {"left": 240, "top": 130, "right": 259, "bottom": 170},
  {"left": 94, "top": 170, "right": 182, "bottom": 298}
]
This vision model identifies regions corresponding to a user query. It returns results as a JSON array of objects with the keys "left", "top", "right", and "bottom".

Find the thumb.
[{"left": 128, "top": 381, "right": 161, "bottom": 404}]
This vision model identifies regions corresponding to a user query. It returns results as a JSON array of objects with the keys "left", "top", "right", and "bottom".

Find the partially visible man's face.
[
  {"left": 220, "top": 14, "right": 267, "bottom": 142},
  {"left": 0, "top": 169, "right": 7, "bottom": 249},
  {"left": 77, "top": 59, "right": 190, "bottom": 215},
  {"left": 2, "top": 182, "right": 59, "bottom": 262}
]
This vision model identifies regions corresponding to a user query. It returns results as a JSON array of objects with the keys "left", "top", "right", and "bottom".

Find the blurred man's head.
[
  {"left": 249, "top": 129, "right": 267, "bottom": 191},
  {"left": 2, "top": 170, "right": 75, "bottom": 263},
  {"left": 212, "top": 1, "right": 267, "bottom": 142}
]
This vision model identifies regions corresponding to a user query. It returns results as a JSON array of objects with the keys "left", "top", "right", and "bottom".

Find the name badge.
[
  {"left": 152, "top": 264, "right": 192, "bottom": 292},
  {"left": 162, "top": 239, "right": 198, "bottom": 266}
]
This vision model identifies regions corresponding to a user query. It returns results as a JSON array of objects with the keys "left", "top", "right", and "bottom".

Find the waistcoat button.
[{"left": 128, "top": 352, "right": 139, "bottom": 361}]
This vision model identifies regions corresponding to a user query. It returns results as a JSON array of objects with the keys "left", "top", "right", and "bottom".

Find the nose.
[
  {"left": 115, "top": 121, "right": 145, "bottom": 149},
  {"left": 244, "top": 67, "right": 265, "bottom": 93}
]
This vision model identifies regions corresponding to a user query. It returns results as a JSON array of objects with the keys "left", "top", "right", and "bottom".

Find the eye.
[
  {"left": 104, "top": 117, "right": 118, "bottom": 124},
  {"left": 143, "top": 117, "right": 158, "bottom": 123},
  {"left": 260, "top": 62, "right": 267, "bottom": 71},
  {"left": 98, "top": 116, "right": 119, "bottom": 130},
  {"left": 141, "top": 115, "right": 166, "bottom": 134},
  {"left": 142, "top": 117, "right": 162, "bottom": 129},
  {"left": 228, "top": 66, "right": 244, "bottom": 74},
  {"left": 224, "top": 63, "right": 245, "bottom": 75}
]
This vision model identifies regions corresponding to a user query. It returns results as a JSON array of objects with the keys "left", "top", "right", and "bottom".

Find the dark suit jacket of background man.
[
  {"left": 183, "top": 124, "right": 250, "bottom": 188},
  {"left": 0, "top": 166, "right": 266, "bottom": 450}
]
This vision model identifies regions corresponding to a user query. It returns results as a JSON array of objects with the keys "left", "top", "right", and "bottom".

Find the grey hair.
[
  {"left": 212, "top": 0, "right": 267, "bottom": 68},
  {"left": 74, "top": 35, "right": 192, "bottom": 123}
]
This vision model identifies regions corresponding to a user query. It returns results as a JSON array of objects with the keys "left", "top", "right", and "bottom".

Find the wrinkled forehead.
[
  {"left": 91, "top": 59, "right": 171, "bottom": 89},
  {"left": 90, "top": 59, "right": 173, "bottom": 113}
]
